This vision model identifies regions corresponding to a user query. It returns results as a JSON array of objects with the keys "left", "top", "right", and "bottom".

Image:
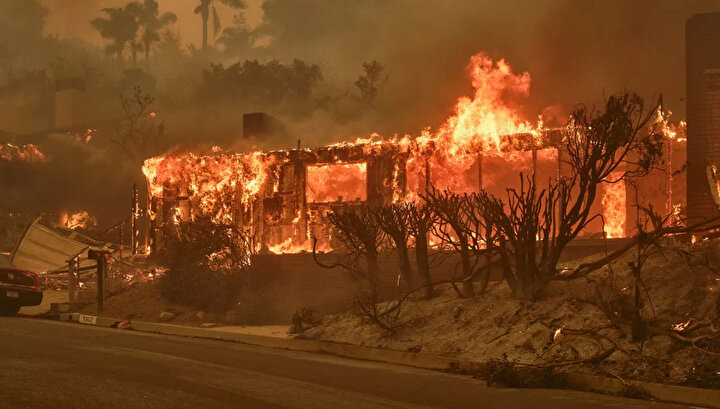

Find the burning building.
[{"left": 141, "top": 53, "right": 687, "bottom": 256}]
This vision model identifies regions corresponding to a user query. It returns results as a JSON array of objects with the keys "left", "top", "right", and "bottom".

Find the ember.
[{"left": 0, "top": 143, "right": 46, "bottom": 163}]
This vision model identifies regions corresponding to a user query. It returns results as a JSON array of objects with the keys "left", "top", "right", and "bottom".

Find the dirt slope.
[{"left": 303, "top": 238, "right": 720, "bottom": 387}]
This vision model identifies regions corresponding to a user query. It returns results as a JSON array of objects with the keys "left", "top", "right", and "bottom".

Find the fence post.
[
  {"left": 88, "top": 250, "right": 109, "bottom": 314},
  {"left": 67, "top": 257, "right": 76, "bottom": 303}
]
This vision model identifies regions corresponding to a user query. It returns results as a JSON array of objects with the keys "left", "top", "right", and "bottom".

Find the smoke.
[
  {"left": 41, "top": 0, "right": 265, "bottom": 48},
  {"left": 0, "top": 133, "right": 141, "bottom": 227},
  {"left": 255, "top": 0, "right": 719, "bottom": 130},
  {"left": 2, "top": 0, "right": 719, "bottom": 229},
  {"left": 34, "top": 0, "right": 720, "bottom": 140}
]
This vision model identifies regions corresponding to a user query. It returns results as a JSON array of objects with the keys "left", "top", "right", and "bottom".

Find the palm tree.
[
  {"left": 91, "top": 6, "right": 140, "bottom": 65},
  {"left": 137, "top": 0, "right": 177, "bottom": 63},
  {"left": 194, "top": 0, "right": 245, "bottom": 50}
]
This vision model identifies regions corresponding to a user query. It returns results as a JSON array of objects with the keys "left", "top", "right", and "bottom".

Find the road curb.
[{"left": 58, "top": 313, "right": 720, "bottom": 408}]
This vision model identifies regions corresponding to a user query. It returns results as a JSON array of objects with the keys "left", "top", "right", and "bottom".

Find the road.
[{"left": 0, "top": 318, "right": 687, "bottom": 409}]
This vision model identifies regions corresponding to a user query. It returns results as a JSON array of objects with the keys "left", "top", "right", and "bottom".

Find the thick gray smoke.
[{"left": 255, "top": 0, "right": 720, "bottom": 132}]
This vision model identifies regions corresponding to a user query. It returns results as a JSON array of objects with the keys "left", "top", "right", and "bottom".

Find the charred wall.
[{"left": 686, "top": 12, "right": 720, "bottom": 223}]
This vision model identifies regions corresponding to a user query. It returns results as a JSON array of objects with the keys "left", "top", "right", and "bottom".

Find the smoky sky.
[
  {"left": 253, "top": 0, "right": 720, "bottom": 133},
  {"left": 4, "top": 0, "right": 720, "bottom": 228},
  {"left": 41, "top": 0, "right": 264, "bottom": 47},
  {"left": 40, "top": 0, "right": 720, "bottom": 131}
]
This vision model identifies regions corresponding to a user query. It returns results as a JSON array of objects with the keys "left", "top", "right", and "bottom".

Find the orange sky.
[{"left": 41, "top": 0, "right": 264, "bottom": 48}]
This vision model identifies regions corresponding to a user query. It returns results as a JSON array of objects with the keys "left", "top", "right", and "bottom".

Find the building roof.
[{"left": 9, "top": 218, "right": 109, "bottom": 274}]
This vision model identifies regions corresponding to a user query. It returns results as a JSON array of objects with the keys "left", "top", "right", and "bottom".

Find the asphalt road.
[{"left": 0, "top": 318, "right": 688, "bottom": 409}]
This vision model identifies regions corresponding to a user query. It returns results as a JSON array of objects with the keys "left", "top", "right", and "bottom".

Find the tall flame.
[
  {"left": 141, "top": 52, "right": 549, "bottom": 253},
  {"left": 406, "top": 52, "right": 542, "bottom": 196},
  {"left": 141, "top": 51, "right": 680, "bottom": 254},
  {"left": 601, "top": 173, "right": 627, "bottom": 239}
]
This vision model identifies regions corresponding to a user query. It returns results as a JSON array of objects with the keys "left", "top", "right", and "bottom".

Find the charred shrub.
[
  {"left": 686, "top": 358, "right": 720, "bottom": 388},
  {"left": 289, "top": 307, "right": 319, "bottom": 335},
  {"left": 486, "top": 360, "right": 568, "bottom": 389},
  {"left": 593, "top": 277, "right": 636, "bottom": 322},
  {"left": 618, "top": 384, "right": 654, "bottom": 400},
  {"left": 158, "top": 217, "right": 251, "bottom": 313},
  {"left": 159, "top": 264, "right": 244, "bottom": 313}
]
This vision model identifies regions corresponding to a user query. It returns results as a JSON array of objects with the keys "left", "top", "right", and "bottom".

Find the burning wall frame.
[{"left": 142, "top": 129, "right": 687, "bottom": 254}]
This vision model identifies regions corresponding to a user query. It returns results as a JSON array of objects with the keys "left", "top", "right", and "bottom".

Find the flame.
[
  {"left": 141, "top": 52, "right": 549, "bottom": 254},
  {"left": 0, "top": 143, "right": 46, "bottom": 163},
  {"left": 406, "top": 53, "right": 543, "bottom": 196},
  {"left": 433, "top": 53, "right": 539, "bottom": 154},
  {"left": 306, "top": 162, "right": 367, "bottom": 203},
  {"left": 654, "top": 108, "right": 686, "bottom": 142},
  {"left": 60, "top": 210, "right": 97, "bottom": 230},
  {"left": 601, "top": 173, "right": 626, "bottom": 238},
  {"left": 141, "top": 51, "right": 684, "bottom": 255},
  {"left": 142, "top": 151, "right": 276, "bottom": 225},
  {"left": 267, "top": 237, "right": 332, "bottom": 254}
]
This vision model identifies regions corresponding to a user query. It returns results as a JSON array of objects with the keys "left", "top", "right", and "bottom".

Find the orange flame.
[
  {"left": 306, "top": 162, "right": 367, "bottom": 203},
  {"left": 142, "top": 52, "right": 548, "bottom": 254},
  {"left": 60, "top": 210, "right": 97, "bottom": 230},
  {"left": 142, "top": 51, "right": 683, "bottom": 254},
  {"left": 601, "top": 173, "right": 626, "bottom": 238},
  {"left": 405, "top": 53, "right": 543, "bottom": 196},
  {"left": 0, "top": 143, "right": 46, "bottom": 163}
]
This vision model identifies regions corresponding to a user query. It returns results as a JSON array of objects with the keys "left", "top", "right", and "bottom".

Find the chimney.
[{"left": 54, "top": 78, "right": 87, "bottom": 130}]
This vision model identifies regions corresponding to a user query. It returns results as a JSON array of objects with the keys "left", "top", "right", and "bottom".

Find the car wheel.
[{"left": 0, "top": 302, "right": 21, "bottom": 316}]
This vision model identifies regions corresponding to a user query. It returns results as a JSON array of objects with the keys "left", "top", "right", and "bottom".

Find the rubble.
[{"left": 158, "top": 311, "right": 175, "bottom": 322}]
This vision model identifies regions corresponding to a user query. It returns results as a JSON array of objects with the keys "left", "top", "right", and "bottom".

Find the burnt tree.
[
  {"left": 407, "top": 202, "right": 437, "bottom": 298},
  {"left": 372, "top": 204, "right": 414, "bottom": 291},
  {"left": 476, "top": 176, "right": 556, "bottom": 300},
  {"left": 314, "top": 208, "right": 412, "bottom": 332},
  {"left": 158, "top": 216, "right": 252, "bottom": 312},
  {"left": 316, "top": 207, "right": 385, "bottom": 291},
  {"left": 462, "top": 191, "right": 503, "bottom": 294},
  {"left": 422, "top": 190, "right": 487, "bottom": 298},
  {"left": 544, "top": 92, "right": 664, "bottom": 277},
  {"left": 458, "top": 94, "right": 664, "bottom": 300}
]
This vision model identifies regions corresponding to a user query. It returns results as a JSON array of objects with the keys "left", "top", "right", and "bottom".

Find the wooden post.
[
  {"left": 67, "top": 257, "right": 76, "bottom": 303},
  {"left": 97, "top": 256, "right": 105, "bottom": 314},
  {"left": 666, "top": 140, "right": 674, "bottom": 220},
  {"left": 118, "top": 222, "right": 124, "bottom": 260},
  {"left": 131, "top": 183, "right": 138, "bottom": 255},
  {"left": 532, "top": 149, "right": 538, "bottom": 185},
  {"left": 88, "top": 250, "right": 108, "bottom": 314},
  {"left": 144, "top": 186, "right": 152, "bottom": 254}
]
